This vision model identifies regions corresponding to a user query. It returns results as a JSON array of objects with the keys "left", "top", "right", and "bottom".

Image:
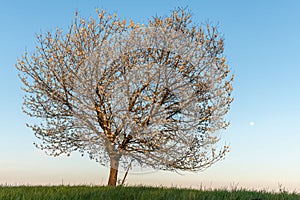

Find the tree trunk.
[{"left": 107, "top": 155, "right": 120, "bottom": 186}]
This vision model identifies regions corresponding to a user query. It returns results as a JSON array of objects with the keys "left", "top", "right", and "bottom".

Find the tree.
[{"left": 16, "top": 8, "right": 233, "bottom": 186}]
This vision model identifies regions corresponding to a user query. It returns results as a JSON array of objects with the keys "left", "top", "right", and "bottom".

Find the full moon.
[{"left": 249, "top": 121, "right": 255, "bottom": 126}]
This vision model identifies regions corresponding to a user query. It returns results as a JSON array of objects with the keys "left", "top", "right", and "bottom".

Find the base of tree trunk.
[
  {"left": 107, "top": 156, "right": 120, "bottom": 186},
  {"left": 108, "top": 167, "right": 118, "bottom": 186}
]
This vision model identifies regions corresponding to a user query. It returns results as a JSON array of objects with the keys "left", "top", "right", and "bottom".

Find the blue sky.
[{"left": 1, "top": 0, "right": 300, "bottom": 191}]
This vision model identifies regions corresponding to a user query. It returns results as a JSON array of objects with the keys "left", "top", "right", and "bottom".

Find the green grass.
[{"left": 0, "top": 185, "right": 299, "bottom": 200}]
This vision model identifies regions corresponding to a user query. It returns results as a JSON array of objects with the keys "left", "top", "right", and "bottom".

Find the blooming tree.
[{"left": 16, "top": 8, "right": 233, "bottom": 186}]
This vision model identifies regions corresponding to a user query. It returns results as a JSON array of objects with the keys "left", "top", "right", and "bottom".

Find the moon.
[{"left": 249, "top": 121, "right": 255, "bottom": 126}]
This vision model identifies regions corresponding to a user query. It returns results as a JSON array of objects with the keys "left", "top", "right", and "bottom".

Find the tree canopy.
[{"left": 16, "top": 8, "right": 233, "bottom": 186}]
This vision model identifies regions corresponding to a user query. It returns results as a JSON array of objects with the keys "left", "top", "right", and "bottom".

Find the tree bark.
[{"left": 107, "top": 155, "right": 120, "bottom": 186}]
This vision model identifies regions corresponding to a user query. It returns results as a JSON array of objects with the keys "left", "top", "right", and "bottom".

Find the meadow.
[{"left": 0, "top": 185, "right": 299, "bottom": 200}]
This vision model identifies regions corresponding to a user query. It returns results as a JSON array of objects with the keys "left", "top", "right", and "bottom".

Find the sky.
[{"left": 1, "top": 0, "right": 300, "bottom": 192}]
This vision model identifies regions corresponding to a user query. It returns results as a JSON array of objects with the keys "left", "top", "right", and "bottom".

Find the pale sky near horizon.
[{"left": 1, "top": 0, "right": 300, "bottom": 192}]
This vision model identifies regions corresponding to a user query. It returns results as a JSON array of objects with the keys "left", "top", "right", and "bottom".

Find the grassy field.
[{"left": 0, "top": 185, "right": 299, "bottom": 200}]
